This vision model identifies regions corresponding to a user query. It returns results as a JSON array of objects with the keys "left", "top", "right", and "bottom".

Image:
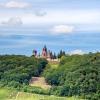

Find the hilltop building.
[
  {"left": 33, "top": 45, "right": 59, "bottom": 61},
  {"left": 32, "top": 46, "right": 52, "bottom": 60}
]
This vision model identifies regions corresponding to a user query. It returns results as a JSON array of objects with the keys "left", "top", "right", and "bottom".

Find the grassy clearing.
[
  {"left": 0, "top": 88, "right": 84, "bottom": 100},
  {"left": 0, "top": 88, "right": 10, "bottom": 100},
  {"left": 15, "top": 92, "right": 84, "bottom": 100},
  {"left": 0, "top": 88, "right": 17, "bottom": 100}
]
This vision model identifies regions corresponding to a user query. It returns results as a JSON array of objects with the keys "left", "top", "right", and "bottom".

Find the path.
[{"left": 29, "top": 77, "right": 51, "bottom": 90}]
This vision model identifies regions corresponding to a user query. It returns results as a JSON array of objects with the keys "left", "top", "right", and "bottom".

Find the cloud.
[
  {"left": 1, "top": 17, "right": 23, "bottom": 26},
  {"left": 0, "top": 9, "right": 99, "bottom": 27},
  {"left": 69, "top": 49, "right": 85, "bottom": 55},
  {"left": 50, "top": 25, "right": 74, "bottom": 35},
  {"left": 0, "top": 1, "right": 31, "bottom": 9}
]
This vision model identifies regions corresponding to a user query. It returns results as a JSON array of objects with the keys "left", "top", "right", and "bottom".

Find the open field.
[{"left": 0, "top": 88, "right": 84, "bottom": 100}]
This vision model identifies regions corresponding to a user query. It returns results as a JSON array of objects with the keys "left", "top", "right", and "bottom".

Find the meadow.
[{"left": 0, "top": 88, "right": 84, "bottom": 100}]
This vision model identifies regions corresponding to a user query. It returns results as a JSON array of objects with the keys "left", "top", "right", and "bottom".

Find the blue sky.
[{"left": 0, "top": 0, "right": 100, "bottom": 55}]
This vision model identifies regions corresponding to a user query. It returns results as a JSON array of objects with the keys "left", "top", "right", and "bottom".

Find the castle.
[{"left": 33, "top": 45, "right": 53, "bottom": 61}]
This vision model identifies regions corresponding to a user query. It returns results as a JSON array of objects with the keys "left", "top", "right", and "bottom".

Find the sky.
[{"left": 0, "top": 0, "right": 100, "bottom": 55}]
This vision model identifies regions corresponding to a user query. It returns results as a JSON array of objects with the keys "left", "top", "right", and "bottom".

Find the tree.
[{"left": 57, "top": 50, "right": 66, "bottom": 58}]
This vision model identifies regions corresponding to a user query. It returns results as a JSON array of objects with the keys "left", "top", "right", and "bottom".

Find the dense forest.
[
  {"left": 0, "top": 53, "right": 100, "bottom": 100},
  {"left": 0, "top": 55, "right": 47, "bottom": 89},
  {"left": 43, "top": 52, "right": 100, "bottom": 100}
]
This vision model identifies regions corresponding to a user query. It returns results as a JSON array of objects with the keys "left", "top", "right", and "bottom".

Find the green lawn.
[
  {"left": 0, "top": 88, "right": 84, "bottom": 100},
  {"left": 0, "top": 88, "right": 12, "bottom": 100},
  {"left": 15, "top": 92, "right": 84, "bottom": 100},
  {"left": 0, "top": 88, "right": 17, "bottom": 100}
]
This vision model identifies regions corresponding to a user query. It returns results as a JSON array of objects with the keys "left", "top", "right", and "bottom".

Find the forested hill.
[
  {"left": 0, "top": 55, "right": 47, "bottom": 87},
  {"left": 43, "top": 52, "right": 100, "bottom": 100},
  {"left": 0, "top": 53, "right": 100, "bottom": 100}
]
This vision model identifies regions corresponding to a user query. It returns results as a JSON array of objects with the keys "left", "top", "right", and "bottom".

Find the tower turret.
[{"left": 33, "top": 49, "right": 37, "bottom": 57}]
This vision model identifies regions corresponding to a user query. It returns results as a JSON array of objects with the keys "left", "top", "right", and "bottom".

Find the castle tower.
[{"left": 42, "top": 45, "right": 47, "bottom": 58}]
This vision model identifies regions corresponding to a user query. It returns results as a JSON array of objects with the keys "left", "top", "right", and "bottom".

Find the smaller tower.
[{"left": 33, "top": 49, "right": 37, "bottom": 57}]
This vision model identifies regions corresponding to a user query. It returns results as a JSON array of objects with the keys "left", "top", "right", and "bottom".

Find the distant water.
[{"left": 0, "top": 27, "right": 100, "bottom": 55}]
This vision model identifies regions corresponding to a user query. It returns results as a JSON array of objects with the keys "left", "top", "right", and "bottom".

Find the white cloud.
[
  {"left": 20, "top": 10, "right": 99, "bottom": 25},
  {"left": 0, "top": 9, "right": 100, "bottom": 25},
  {"left": 0, "top": 9, "right": 100, "bottom": 33},
  {"left": 1, "top": 17, "right": 23, "bottom": 26},
  {"left": 50, "top": 25, "right": 74, "bottom": 35},
  {"left": 0, "top": 1, "right": 31, "bottom": 9},
  {"left": 70, "top": 49, "right": 85, "bottom": 55}
]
